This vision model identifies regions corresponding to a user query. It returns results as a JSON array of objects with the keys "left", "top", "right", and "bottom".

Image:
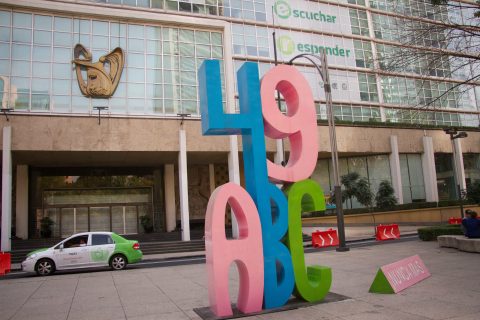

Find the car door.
[
  {"left": 88, "top": 234, "right": 115, "bottom": 267},
  {"left": 53, "top": 234, "right": 90, "bottom": 269}
]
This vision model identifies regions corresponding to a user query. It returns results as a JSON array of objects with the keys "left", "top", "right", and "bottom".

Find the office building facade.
[{"left": 0, "top": 0, "right": 479, "bottom": 249}]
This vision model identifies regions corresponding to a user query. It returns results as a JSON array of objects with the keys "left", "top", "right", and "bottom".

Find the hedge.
[
  {"left": 300, "top": 199, "right": 475, "bottom": 218},
  {"left": 417, "top": 224, "right": 463, "bottom": 241}
]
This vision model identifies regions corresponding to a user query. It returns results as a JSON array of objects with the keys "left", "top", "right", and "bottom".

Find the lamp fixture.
[
  {"left": 0, "top": 108, "right": 13, "bottom": 121},
  {"left": 93, "top": 106, "right": 108, "bottom": 125}
]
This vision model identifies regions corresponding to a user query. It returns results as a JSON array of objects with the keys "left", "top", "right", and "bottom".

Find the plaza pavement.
[{"left": 1, "top": 239, "right": 479, "bottom": 320}]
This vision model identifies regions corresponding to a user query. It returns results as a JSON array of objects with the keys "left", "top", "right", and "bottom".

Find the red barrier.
[
  {"left": 448, "top": 217, "right": 462, "bottom": 225},
  {"left": 312, "top": 229, "right": 339, "bottom": 248},
  {"left": 376, "top": 224, "right": 400, "bottom": 241},
  {"left": 0, "top": 252, "right": 11, "bottom": 276}
]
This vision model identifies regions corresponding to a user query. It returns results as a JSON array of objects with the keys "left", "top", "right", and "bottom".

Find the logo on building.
[
  {"left": 274, "top": 0, "right": 292, "bottom": 19},
  {"left": 273, "top": 0, "right": 337, "bottom": 24},
  {"left": 277, "top": 35, "right": 295, "bottom": 55},
  {"left": 72, "top": 44, "right": 125, "bottom": 98}
]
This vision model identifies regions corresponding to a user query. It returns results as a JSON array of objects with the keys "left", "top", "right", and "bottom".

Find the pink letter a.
[{"left": 205, "top": 182, "right": 264, "bottom": 317}]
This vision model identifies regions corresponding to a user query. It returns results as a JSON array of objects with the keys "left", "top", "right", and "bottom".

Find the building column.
[
  {"left": 15, "top": 165, "right": 28, "bottom": 239},
  {"left": 178, "top": 128, "right": 190, "bottom": 241},
  {"left": 453, "top": 138, "right": 467, "bottom": 191},
  {"left": 274, "top": 139, "right": 284, "bottom": 165},
  {"left": 421, "top": 136, "right": 439, "bottom": 202},
  {"left": 164, "top": 164, "right": 176, "bottom": 233},
  {"left": 389, "top": 136, "right": 403, "bottom": 204},
  {"left": 209, "top": 163, "right": 215, "bottom": 194},
  {"left": 228, "top": 133, "right": 240, "bottom": 239},
  {"left": 1, "top": 126, "right": 12, "bottom": 251}
]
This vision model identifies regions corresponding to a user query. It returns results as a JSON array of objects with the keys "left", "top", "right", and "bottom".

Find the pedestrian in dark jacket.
[{"left": 462, "top": 210, "right": 480, "bottom": 238}]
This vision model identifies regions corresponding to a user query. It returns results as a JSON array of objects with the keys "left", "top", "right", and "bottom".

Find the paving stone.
[{"left": 2, "top": 240, "right": 480, "bottom": 320}]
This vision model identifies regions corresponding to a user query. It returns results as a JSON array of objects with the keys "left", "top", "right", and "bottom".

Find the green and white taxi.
[{"left": 21, "top": 232, "right": 143, "bottom": 276}]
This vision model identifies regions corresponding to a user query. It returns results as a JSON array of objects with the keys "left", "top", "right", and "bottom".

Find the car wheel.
[
  {"left": 35, "top": 258, "right": 55, "bottom": 276},
  {"left": 110, "top": 254, "right": 127, "bottom": 270}
]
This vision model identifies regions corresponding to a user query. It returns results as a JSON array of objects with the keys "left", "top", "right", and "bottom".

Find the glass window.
[
  {"left": 92, "top": 21, "right": 109, "bottom": 35},
  {"left": 0, "top": 43, "right": 10, "bottom": 59},
  {"left": 12, "top": 44, "right": 31, "bottom": 60},
  {"left": 350, "top": 9, "right": 369, "bottom": 36},
  {"left": 74, "top": 19, "right": 91, "bottom": 34},
  {"left": 464, "top": 154, "right": 480, "bottom": 188},
  {"left": 13, "top": 12, "right": 31, "bottom": 28},
  {"left": 435, "top": 153, "right": 456, "bottom": 200},
  {"left": 0, "top": 26, "right": 10, "bottom": 42},
  {"left": 358, "top": 73, "right": 378, "bottom": 102},
  {"left": 92, "top": 234, "right": 114, "bottom": 245},
  {"left": 13, "top": 28, "right": 32, "bottom": 43},
  {"left": 400, "top": 154, "right": 425, "bottom": 203},
  {"left": 0, "top": 10, "right": 11, "bottom": 26},
  {"left": 54, "top": 17, "right": 72, "bottom": 32},
  {"left": 34, "top": 30, "right": 52, "bottom": 45},
  {"left": 63, "top": 235, "right": 89, "bottom": 248}
]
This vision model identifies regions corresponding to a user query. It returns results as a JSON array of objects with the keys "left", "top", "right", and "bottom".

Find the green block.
[{"left": 369, "top": 269, "right": 395, "bottom": 294}]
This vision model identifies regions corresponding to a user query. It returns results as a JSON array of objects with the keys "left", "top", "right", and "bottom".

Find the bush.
[
  {"left": 375, "top": 180, "right": 398, "bottom": 210},
  {"left": 417, "top": 224, "right": 463, "bottom": 241}
]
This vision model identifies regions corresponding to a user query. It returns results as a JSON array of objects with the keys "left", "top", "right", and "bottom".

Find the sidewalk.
[{"left": 1, "top": 239, "right": 478, "bottom": 320}]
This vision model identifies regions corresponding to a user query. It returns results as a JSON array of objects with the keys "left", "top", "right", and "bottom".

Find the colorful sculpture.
[{"left": 199, "top": 59, "right": 332, "bottom": 316}]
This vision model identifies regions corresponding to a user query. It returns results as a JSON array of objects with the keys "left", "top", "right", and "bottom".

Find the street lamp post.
[
  {"left": 444, "top": 128, "right": 468, "bottom": 218},
  {"left": 288, "top": 53, "right": 349, "bottom": 252}
]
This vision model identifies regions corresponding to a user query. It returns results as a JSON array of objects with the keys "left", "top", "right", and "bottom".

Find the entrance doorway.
[{"left": 42, "top": 188, "right": 152, "bottom": 238}]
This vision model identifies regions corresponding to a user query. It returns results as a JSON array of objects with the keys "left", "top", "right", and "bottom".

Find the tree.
[
  {"left": 338, "top": 172, "right": 374, "bottom": 209},
  {"left": 373, "top": 0, "right": 480, "bottom": 125},
  {"left": 356, "top": 177, "right": 374, "bottom": 211},
  {"left": 375, "top": 180, "right": 398, "bottom": 210},
  {"left": 340, "top": 172, "right": 361, "bottom": 203}
]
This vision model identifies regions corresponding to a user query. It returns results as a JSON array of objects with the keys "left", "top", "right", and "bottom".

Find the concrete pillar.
[
  {"left": 178, "top": 128, "right": 190, "bottom": 241},
  {"left": 164, "top": 164, "right": 176, "bottom": 232},
  {"left": 421, "top": 136, "right": 439, "bottom": 202},
  {"left": 1, "top": 126, "right": 12, "bottom": 251},
  {"left": 15, "top": 165, "right": 28, "bottom": 239},
  {"left": 274, "top": 139, "right": 284, "bottom": 165},
  {"left": 209, "top": 163, "right": 215, "bottom": 194},
  {"left": 453, "top": 138, "right": 467, "bottom": 191},
  {"left": 389, "top": 136, "right": 403, "bottom": 204},
  {"left": 228, "top": 135, "right": 240, "bottom": 239}
]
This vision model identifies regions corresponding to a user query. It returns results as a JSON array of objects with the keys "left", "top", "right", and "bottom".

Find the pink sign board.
[{"left": 380, "top": 255, "right": 430, "bottom": 293}]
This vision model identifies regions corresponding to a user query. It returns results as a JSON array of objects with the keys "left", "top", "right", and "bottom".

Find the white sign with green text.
[
  {"left": 271, "top": 30, "right": 356, "bottom": 68},
  {"left": 267, "top": 0, "right": 352, "bottom": 35}
]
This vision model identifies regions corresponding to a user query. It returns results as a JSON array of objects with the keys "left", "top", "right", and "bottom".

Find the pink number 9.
[{"left": 260, "top": 65, "right": 318, "bottom": 183}]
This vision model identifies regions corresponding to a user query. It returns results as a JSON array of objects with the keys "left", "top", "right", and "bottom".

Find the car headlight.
[{"left": 26, "top": 253, "right": 37, "bottom": 260}]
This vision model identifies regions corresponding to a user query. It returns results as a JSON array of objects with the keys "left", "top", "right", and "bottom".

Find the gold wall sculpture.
[{"left": 72, "top": 44, "right": 125, "bottom": 98}]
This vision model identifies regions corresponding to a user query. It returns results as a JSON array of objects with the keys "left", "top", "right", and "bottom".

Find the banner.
[{"left": 267, "top": 0, "right": 352, "bottom": 35}]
